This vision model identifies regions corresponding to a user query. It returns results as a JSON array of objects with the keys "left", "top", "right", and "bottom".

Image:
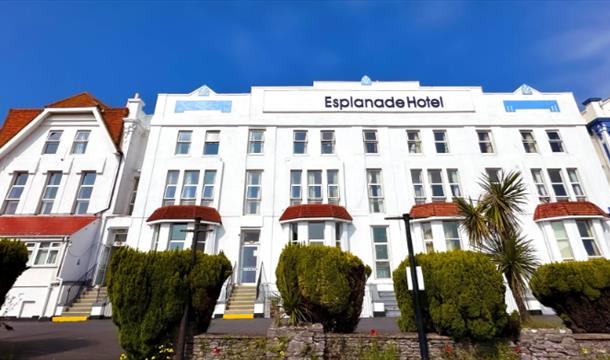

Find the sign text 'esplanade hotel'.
[{"left": 262, "top": 90, "right": 475, "bottom": 113}]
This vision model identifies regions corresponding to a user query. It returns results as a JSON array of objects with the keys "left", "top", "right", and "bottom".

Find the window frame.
[
  {"left": 428, "top": 169, "right": 445, "bottom": 201},
  {"left": 410, "top": 169, "right": 426, "bottom": 204},
  {"left": 307, "top": 170, "right": 323, "bottom": 204},
  {"left": 201, "top": 170, "right": 217, "bottom": 207},
  {"left": 363, "top": 130, "right": 379, "bottom": 154},
  {"left": 290, "top": 170, "right": 302, "bottom": 205},
  {"left": 244, "top": 170, "right": 262, "bottom": 215},
  {"left": 42, "top": 130, "right": 63, "bottom": 155},
  {"left": 73, "top": 171, "right": 96, "bottom": 214},
  {"left": 546, "top": 130, "right": 565, "bottom": 153},
  {"left": 421, "top": 222, "right": 434, "bottom": 253},
  {"left": 175, "top": 130, "right": 192, "bottom": 155},
  {"left": 433, "top": 129, "right": 449, "bottom": 154},
  {"left": 307, "top": 221, "right": 325, "bottom": 246},
  {"left": 168, "top": 223, "right": 188, "bottom": 250},
  {"left": 127, "top": 176, "right": 139, "bottom": 215},
  {"left": 293, "top": 130, "right": 308, "bottom": 155},
  {"left": 476, "top": 129, "right": 495, "bottom": 154},
  {"left": 70, "top": 130, "right": 91, "bottom": 154},
  {"left": 320, "top": 130, "right": 335, "bottom": 154},
  {"left": 547, "top": 169, "right": 569, "bottom": 201},
  {"left": 485, "top": 168, "right": 502, "bottom": 184},
  {"left": 203, "top": 130, "right": 220, "bottom": 155},
  {"left": 520, "top": 130, "right": 538, "bottom": 153},
  {"left": 551, "top": 221, "right": 574, "bottom": 260},
  {"left": 327, "top": 169, "right": 340, "bottom": 205},
  {"left": 576, "top": 220, "right": 602, "bottom": 258},
  {"left": 371, "top": 226, "right": 391, "bottom": 279},
  {"left": 180, "top": 170, "right": 200, "bottom": 205},
  {"left": 443, "top": 221, "right": 462, "bottom": 251},
  {"left": 566, "top": 168, "right": 586, "bottom": 201},
  {"left": 162, "top": 170, "right": 180, "bottom": 206},
  {"left": 406, "top": 130, "right": 422, "bottom": 154},
  {"left": 446, "top": 169, "right": 462, "bottom": 199},
  {"left": 248, "top": 129, "right": 265, "bottom": 154},
  {"left": 38, "top": 171, "right": 62, "bottom": 214},
  {"left": 531, "top": 169, "right": 550, "bottom": 203},
  {"left": 366, "top": 169, "right": 385, "bottom": 213},
  {"left": 2, "top": 172, "right": 28, "bottom": 214},
  {"left": 27, "top": 241, "right": 62, "bottom": 266}
]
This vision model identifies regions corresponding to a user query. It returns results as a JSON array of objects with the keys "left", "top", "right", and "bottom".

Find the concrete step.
[{"left": 226, "top": 305, "right": 254, "bottom": 311}]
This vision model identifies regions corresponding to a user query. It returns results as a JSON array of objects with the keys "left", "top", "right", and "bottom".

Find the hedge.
[
  {"left": 107, "top": 247, "right": 231, "bottom": 359},
  {"left": 0, "top": 239, "right": 29, "bottom": 308},
  {"left": 393, "top": 250, "right": 510, "bottom": 341},
  {"left": 529, "top": 258, "right": 610, "bottom": 333},
  {"left": 276, "top": 244, "right": 371, "bottom": 332}
]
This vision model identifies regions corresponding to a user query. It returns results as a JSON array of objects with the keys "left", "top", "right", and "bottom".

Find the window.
[
  {"left": 422, "top": 222, "right": 434, "bottom": 253},
  {"left": 446, "top": 169, "right": 462, "bottom": 198},
  {"left": 307, "top": 170, "right": 323, "bottom": 203},
  {"left": 70, "top": 130, "right": 91, "bottom": 154},
  {"left": 567, "top": 169, "right": 586, "bottom": 201},
  {"left": 244, "top": 170, "right": 262, "bottom": 215},
  {"left": 321, "top": 130, "right": 335, "bottom": 154},
  {"left": 477, "top": 130, "right": 494, "bottom": 153},
  {"left": 407, "top": 130, "right": 422, "bottom": 154},
  {"left": 162, "top": 170, "right": 179, "bottom": 206},
  {"left": 112, "top": 229, "right": 128, "bottom": 244},
  {"left": 520, "top": 130, "right": 538, "bottom": 153},
  {"left": 248, "top": 129, "right": 265, "bottom": 154},
  {"left": 290, "top": 170, "right": 302, "bottom": 205},
  {"left": 180, "top": 170, "right": 199, "bottom": 205},
  {"left": 410, "top": 169, "right": 426, "bottom": 204},
  {"left": 531, "top": 169, "right": 550, "bottom": 202},
  {"left": 290, "top": 223, "right": 299, "bottom": 244},
  {"left": 175, "top": 130, "right": 192, "bottom": 155},
  {"left": 127, "top": 177, "right": 139, "bottom": 215},
  {"left": 547, "top": 169, "right": 569, "bottom": 201},
  {"left": 576, "top": 220, "right": 601, "bottom": 257},
  {"left": 433, "top": 130, "right": 449, "bottom": 153},
  {"left": 74, "top": 172, "right": 96, "bottom": 214},
  {"left": 204, "top": 130, "right": 220, "bottom": 155},
  {"left": 443, "top": 221, "right": 461, "bottom": 251},
  {"left": 38, "top": 172, "right": 62, "bottom": 214},
  {"left": 31, "top": 242, "right": 61, "bottom": 266},
  {"left": 547, "top": 130, "right": 565, "bottom": 153},
  {"left": 551, "top": 221, "right": 574, "bottom": 260},
  {"left": 363, "top": 130, "right": 378, "bottom": 154},
  {"left": 335, "top": 222, "right": 342, "bottom": 248},
  {"left": 366, "top": 169, "right": 384, "bottom": 213},
  {"left": 308, "top": 222, "right": 325, "bottom": 246},
  {"left": 201, "top": 170, "right": 216, "bottom": 207},
  {"left": 428, "top": 169, "right": 445, "bottom": 201},
  {"left": 372, "top": 227, "right": 391, "bottom": 279},
  {"left": 485, "top": 168, "right": 502, "bottom": 184},
  {"left": 293, "top": 130, "right": 307, "bottom": 154},
  {"left": 43, "top": 130, "right": 63, "bottom": 154},
  {"left": 2, "top": 172, "right": 28, "bottom": 214},
  {"left": 327, "top": 170, "right": 340, "bottom": 204},
  {"left": 168, "top": 223, "right": 187, "bottom": 250}
]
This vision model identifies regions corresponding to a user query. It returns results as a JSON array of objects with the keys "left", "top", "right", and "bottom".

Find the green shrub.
[
  {"left": 107, "top": 248, "right": 231, "bottom": 359},
  {"left": 275, "top": 244, "right": 371, "bottom": 332},
  {"left": 529, "top": 258, "right": 610, "bottom": 333},
  {"left": 0, "top": 239, "right": 28, "bottom": 308},
  {"left": 393, "top": 251, "right": 509, "bottom": 341}
]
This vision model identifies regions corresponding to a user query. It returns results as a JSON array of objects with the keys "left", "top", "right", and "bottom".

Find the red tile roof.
[
  {"left": 279, "top": 204, "right": 353, "bottom": 222},
  {"left": 533, "top": 201, "right": 608, "bottom": 221},
  {"left": 147, "top": 205, "right": 222, "bottom": 225},
  {"left": 0, "top": 216, "right": 97, "bottom": 236},
  {"left": 0, "top": 93, "right": 127, "bottom": 150},
  {"left": 410, "top": 202, "right": 460, "bottom": 219}
]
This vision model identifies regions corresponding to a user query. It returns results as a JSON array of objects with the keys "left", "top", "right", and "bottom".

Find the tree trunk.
[{"left": 507, "top": 279, "right": 530, "bottom": 322}]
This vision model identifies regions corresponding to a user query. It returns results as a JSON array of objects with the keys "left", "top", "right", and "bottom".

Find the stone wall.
[{"left": 190, "top": 326, "right": 610, "bottom": 359}]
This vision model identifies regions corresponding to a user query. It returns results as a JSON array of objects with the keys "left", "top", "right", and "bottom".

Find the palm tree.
[{"left": 455, "top": 170, "right": 540, "bottom": 321}]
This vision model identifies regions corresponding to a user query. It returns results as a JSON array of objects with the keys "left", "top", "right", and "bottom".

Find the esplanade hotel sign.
[{"left": 263, "top": 89, "right": 475, "bottom": 113}]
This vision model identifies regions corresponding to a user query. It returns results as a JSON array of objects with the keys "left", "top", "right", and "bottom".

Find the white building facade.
[
  {"left": 0, "top": 93, "right": 148, "bottom": 319},
  {"left": 123, "top": 79, "right": 610, "bottom": 318}
]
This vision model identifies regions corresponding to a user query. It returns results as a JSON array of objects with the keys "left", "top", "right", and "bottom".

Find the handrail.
[
  {"left": 255, "top": 262, "right": 265, "bottom": 300},
  {"left": 221, "top": 262, "right": 237, "bottom": 303},
  {"left": 59, "top": 264, "right": 97, "bottom": 306}
]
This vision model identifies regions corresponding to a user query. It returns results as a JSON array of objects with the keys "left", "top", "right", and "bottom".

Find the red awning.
[
  {"left": 533, "top": 201, "right": 608, "bottom": 221},
  {"left": 146, "top": 205, "right": 222, "bottom": 225},
  {"left": 279, "top": 204, "right": 352, "bottom": 223},
  {"left": 410, "top": 202, "right": 460, "bottom": 219},
  {"left": 0, "top": 216, "right": 97, "bottom": 237}
]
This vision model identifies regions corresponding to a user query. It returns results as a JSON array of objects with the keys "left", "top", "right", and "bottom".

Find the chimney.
[{"left": 125, "top": 93, "right": 146, "bottom": 120}]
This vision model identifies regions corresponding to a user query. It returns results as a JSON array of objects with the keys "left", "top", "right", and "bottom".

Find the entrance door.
[{"left": 239, "top": 229, "right": 260, "bottom": 284}]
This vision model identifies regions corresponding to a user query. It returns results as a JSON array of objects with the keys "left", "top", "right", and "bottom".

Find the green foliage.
[
  {"left": 107, "top": 247, "right": 231, "bottom": 359},
  {"left": 529, "top": 258, "right": 610, "bottom": 333},
  {"left": 0, "top": 239, "right": 28, "bottom": 308},
  {"left": 393, "top": 251, "right": 510, "bottom": 341},
  {"left": 358, "top": 341, "right": 399, "bottom": 360},
  {"left": 275, "top": 244, "right": 371, "bottom": 333}
]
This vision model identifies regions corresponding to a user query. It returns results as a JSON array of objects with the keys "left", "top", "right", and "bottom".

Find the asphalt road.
[{"left": 0, "top": 317, "right": 400, "bottom": 359}]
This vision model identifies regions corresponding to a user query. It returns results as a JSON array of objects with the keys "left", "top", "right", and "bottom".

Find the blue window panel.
[
  {"left": 503, "top": 100, "right": 560, "bottom": 112},
  {"left": 175, "top": 100, "right": 232, "bottom": 113}
]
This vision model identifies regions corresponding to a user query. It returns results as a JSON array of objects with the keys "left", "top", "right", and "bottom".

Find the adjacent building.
[
  {"left": 2, "top": 79, "right": 610, "bottom": 320},
  {"left": 0, "top": 93, "right": 148, "bottom": 319}
]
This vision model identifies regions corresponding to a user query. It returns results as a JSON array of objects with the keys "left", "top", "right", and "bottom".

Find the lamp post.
[
  {"left": 175, "top": 217, "right": 208, "bottom": 360},
  {"left": 385, "top": 213, "right": 429, "bottom": 360}
]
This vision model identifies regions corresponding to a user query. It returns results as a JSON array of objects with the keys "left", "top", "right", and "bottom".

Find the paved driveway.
[{"left": 0, "top": 317, "right": 400, "bottom": 359}]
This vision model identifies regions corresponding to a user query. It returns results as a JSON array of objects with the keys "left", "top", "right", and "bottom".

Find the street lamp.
[
  {"left": 385, "top": 213, "right": 429, "bottom": 360},
  {"left": 175, "top": 217, "right": 209, "bottom": 360}
]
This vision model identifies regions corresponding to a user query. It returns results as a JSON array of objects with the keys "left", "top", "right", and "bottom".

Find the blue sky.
[{"left": 1, "top": 1, "right": 609, "bottom": 118}]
